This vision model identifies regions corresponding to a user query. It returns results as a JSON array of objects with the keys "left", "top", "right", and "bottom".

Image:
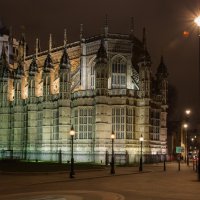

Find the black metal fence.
[{"left": 0, "top": 149, "right": 166, "bottom": 165}]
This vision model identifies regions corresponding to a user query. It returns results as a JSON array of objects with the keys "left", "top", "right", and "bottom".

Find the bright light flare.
[
  {"left": 194, "top": 16, "right": 200, "bottom": 27},
  {"left": 183, "top": 31, "right": 189, "bottom": 38},
  {"left": 183, "top": 123, "right": 188, "bottom": 128},
  {"left": 70, "top": 125, "right": 75, "bottom": 136},
  {"left": 185, "top": 109, "right": 191, "bottom": 115},
  {"left": 111, "top": 131, "right": 115, "bottom": 139},
  {"left": 139, "top": 135, "right": 144, "bottom": 142}
]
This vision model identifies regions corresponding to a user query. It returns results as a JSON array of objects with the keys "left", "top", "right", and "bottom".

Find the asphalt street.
[{"left": 0, "top": 162, "right": 199, "bottom": 200}]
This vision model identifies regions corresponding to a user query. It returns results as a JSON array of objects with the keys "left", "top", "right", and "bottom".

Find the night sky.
[{"left": 0, "top": 0, "right": 200, "bottom": 120}]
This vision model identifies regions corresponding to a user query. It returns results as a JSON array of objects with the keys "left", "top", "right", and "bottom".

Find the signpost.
[{"left": 176, "top": 146, "right": 184, "bottom": 171}]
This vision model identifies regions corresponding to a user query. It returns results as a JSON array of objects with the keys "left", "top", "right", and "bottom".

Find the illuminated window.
[
  {"left": 74, "top": 108, "right": 94, "bottom": 139},
  {"left": 126, "top": 108, "right": 135, "bottom": 139},
  {"left": 111, "top": 57, "right": 127, "bottom": 89},
  {"left": 91, "top": 63, "right": 95, "bottom": 89},
  {"left": 112, "top": 107, "right": 125, "bottom": 139},
  {"left": 150, "top": 110, "right": 160, "bottom": 141},
  {"left": 53, "top": 109, "right": 59, "bottom": 140}
]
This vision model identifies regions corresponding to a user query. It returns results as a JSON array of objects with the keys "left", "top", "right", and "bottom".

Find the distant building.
[{"left": 0, "top": 22, "right": 168, "bottom": 164}]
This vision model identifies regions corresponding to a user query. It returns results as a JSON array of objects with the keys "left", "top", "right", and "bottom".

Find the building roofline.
[{"left": 26, "top": 32, "right": 143, "bottom": 60}]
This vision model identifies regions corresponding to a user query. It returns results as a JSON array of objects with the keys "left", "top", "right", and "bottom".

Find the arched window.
[
  {"left": 111, "top": 57, "right": 127, "bottom": 88},
  {"left": 90, "top": 63, "right": 95, "bottom": 89}
]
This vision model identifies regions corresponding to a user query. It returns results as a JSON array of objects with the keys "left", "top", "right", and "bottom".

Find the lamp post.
[
  {"left": 191, "top": 137, "right": 195, "bottom": 170},
  {"left": 163, "top": 154, "right": 166, "bottom": 171},
  {"left": 110, "top": 131, "right": 115, "bottom": 174},
  {"left": 194, "top": 17, "right": 200, "bottom": 121},
  {"left": 183, "top": 123, "right": 189, "bottom": 166},
  {"left": 69, "top": 125, "right": 75, "bottom": 178},
  {"left": 198, "top": 150, "right": 200, "bottom": 181},
  {"left": 139, "top": 134, "right": 144, "bottom": 172}
]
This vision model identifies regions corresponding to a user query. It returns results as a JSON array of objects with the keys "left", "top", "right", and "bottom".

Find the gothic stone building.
[{"left": 0, "top": 25, "right": 168, "bottom": 164}]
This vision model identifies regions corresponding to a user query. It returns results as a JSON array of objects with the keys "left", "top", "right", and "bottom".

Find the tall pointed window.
[
  {"left": 73, "top": 108, "right": 94, "bottom": 139},
  {"left": 112, "top": 107, "right": 125, "bottom": 139},
  {"left": 126, "top": 107, "right": 135, "bottom": 139},
  {"left": 111, "top": 57, "right": 127, "bottom": 88},
  {"left": 91, "top": 63, "right": 95, "bottom": 89}
]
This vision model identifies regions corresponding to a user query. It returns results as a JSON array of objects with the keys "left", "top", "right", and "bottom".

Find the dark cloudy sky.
[{"left": 0, "top": 0, "right": 200, "bottom": 120}]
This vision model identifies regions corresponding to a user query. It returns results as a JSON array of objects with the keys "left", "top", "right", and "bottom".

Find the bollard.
[
  {"left": 193, "top": 159, "right": 195, "bottom": 171},
  {"left": 196, "top": 158, "right": 198, "bottom": 173},
  {"left": 178, "top": 154, "right": 180, "bottom": 171},
  {"left": 164, "top": 157, "right": 166, "bottom": 171}
]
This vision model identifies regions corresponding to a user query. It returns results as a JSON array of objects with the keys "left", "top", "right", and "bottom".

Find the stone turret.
[
  {"left": 59, "top": 29, "right": 71, "bottom": 99},
  {"left": 95, "top": 38, "right": 108, "bottom": 96},
  {"left": 43, "top": 34, "right": 54, "bottom": 101},
  {"left": 138, "top": 28, "right": 151, "bottom": 98},
  {"left": 156, "top": 55, "right": 168, "bottom": 104}
]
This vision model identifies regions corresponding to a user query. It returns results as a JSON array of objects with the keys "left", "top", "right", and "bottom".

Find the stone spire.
[
  {"left": 35, "top": 38, "right": 39, "bottom": 58},
  {"left": 15, "top": 60, "right": 25, "bottom": 79},
  {"left": 60, "top": 30, "right": 70, "bottom": 70},
  {"left": 156, "top": 55, "right": 168, "bottom": 103},
  {"left": 49, "top": 33, "right": 52, "bottom": 52},
  {"left": 156, "top": 55, "right": 168, "bottom": 79},
  {"left": 64, "top": 29, "right": 67, "bottom": 46},
  {"left": 130, "top": 17, "right": 134, "bottom": 37},
  {"left": 80, "top": 24, "right": 83, "bottom": 41},
  {"left": 8, "top": 26, "right": 14, "bottom": 68},
  {"left": 44, "top": 34, "right": 54, "bottom": 72},
  {"left": 0, "top": 44, "right": 10, "bottom": 79},
  {"left": 44, "top": 53, "right": 53, "bottom": 72},
  {"left": 95, "top": 39, "right": 108, "bottom": 96},
  {"left": 139, "top": 27, "right": 151, "bottom": 63},
  {"left": 142, "top": 27, "right": 147, "bottom": 51},
  {"left": 29, "top": 55, "right": 38, "bottom": 76},
  {"left": 104, "top": 15, "right": 108, "bottom": 37},
  {"left": 96, "top": 39, "right": 108, "bottom": 64}
]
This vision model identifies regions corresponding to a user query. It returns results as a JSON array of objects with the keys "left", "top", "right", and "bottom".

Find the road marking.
[{"left": 0, "top": 190, "right": 125, "bottom": 200}]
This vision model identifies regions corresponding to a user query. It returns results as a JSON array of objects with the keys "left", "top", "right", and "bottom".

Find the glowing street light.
[
  {"left": 110, "top": 131, "right": 115, "bottom": 174},
  {"left": 183, "top": 123, "right": 189, "bottom": 166},
  {"left": 139, "top": 134, "right": 144, "bottom": 172},
  {"left": 69, "top": 125, "right": 75, "bottom": 178},
  {"left": 185, "top": 109, "right": 191, "bottom": 116},
  {"left": 195, "top": 16, "right": 200, "bottom": 27},
  {"left": 194, "top": 16, "right": 200, "bottom": 122},
  {"left": 183, "top": 123, "right": 188, "bottom": 129}
]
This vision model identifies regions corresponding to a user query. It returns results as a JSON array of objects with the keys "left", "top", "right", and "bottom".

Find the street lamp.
[
  {"left": 183, "top": 123, "right": 189, "bottom": 166},
  {"left": 185, "top": 109, "right": 191, "bottom": 116},
  {"left": 110, "top": 131, "right": 115, "bottom": 174},
  {"left": 191, "top": 137, "right": 195, "bottom": 170},
  {"left": 194, "top": 16, "right": 200, "bottom": 120},
  {"left": 69, "top": 125, "right": 75, "bottom": 178},
  {"left": 139, "top": 134, "right": 144, "bottom": 172}
]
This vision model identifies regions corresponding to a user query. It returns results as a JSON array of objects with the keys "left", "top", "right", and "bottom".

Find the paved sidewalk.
[{"left": 0, "top": 162, "right": 199, "bottom": 200}]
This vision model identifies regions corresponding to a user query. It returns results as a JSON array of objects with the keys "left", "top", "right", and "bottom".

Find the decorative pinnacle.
[
  {"left": 104, "top": 14, "right": 108, "bottom": 37},
  {"left": 64, "top": 29, "right": 67, "bottom": 46},
  {"left": 105, "top": 14, "right": 108, "bottom": 27},
  {"left": 36, "top": 38, "right": 39, "bottom": 57},
  {"left": 130, "top": 17, "right": 134, "bottom": 35},
  {"left": 8, "top": 26, "right": 13, "bottom": 43},
  {"left": 49, "top": 33, "right": 52, "bottom": 51},
  {"left": 80, "top": 24, "right": 83, "bottom": 40},
  {"left": 23, "top": 42, "right": 26, "bottom": 61},
  {"left": 143, "top": 27, "right": 147, "bottom": 50}
]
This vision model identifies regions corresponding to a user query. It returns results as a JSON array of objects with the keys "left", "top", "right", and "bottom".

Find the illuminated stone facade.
[{"left": 0, "top": 26, "right": 168, "bottom": 164}]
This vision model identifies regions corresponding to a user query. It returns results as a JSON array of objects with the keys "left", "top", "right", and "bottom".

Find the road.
[{"left": 0, "top": 162, "right": 199, "bottom": 200}]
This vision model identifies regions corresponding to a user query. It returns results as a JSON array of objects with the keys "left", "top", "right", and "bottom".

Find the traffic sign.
[{"left": 176, "top": 146, "right": 184, "bottom": 153}]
